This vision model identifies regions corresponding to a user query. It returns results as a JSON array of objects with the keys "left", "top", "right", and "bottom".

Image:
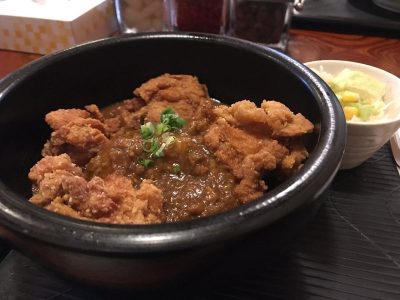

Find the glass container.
[
  {"left": 164, "top": 0, "right": 229, "bottom": 34},
  {"left": 114, "top": 0, "right": 164, "bottom": 33},
  {"left": 229, "top": 0, "right": 304, "bottom": 51}
]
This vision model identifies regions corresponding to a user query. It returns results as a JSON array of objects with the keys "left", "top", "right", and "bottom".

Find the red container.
[{"left": 165, "top": 0, "right": 229, "bottom": 34}]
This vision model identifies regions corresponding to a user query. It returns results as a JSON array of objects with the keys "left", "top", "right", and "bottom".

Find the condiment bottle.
[
  {"left": 164, "top": 0, "right": 229, "bottom": 34},
  {"left": 114, "top": 0, "right": 164, "bottom": 33},
  {"left": 229, "top": 0, "right": 304, "bottom": 50}
]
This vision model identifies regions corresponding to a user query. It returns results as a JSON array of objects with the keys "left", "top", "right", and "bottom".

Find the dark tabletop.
[{"left": 293, "top": 0, "right": 400, "bottom": 37}]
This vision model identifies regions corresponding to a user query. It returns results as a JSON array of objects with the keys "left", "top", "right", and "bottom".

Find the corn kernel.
[
  {"left": 341, "top": 91, "right": 360, "bottom": 103},
  {"left": 343, "top": 106, "right": 358, "bottom": 121}
]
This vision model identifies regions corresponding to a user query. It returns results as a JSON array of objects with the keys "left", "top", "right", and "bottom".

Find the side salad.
[{"left": 313, "top": 67, "right": 388, "bottom": 122}]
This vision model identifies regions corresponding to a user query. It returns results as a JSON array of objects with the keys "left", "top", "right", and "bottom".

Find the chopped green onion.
[
  {"left": 138, "top": 157, "right": 154, "bottom": 169},
  {"left": 172, "top": 163, "right": 181, "bottom": 174},
  {"left": 140, "top": 122, "right": 155, "bottom": 139},
  {"left": 162, "top": 134, "right": 176, "bottom": 147},
  {"left": 153, "top": 143, "right": 166, "bottom": 158},
  {"left": 161, "top": 107, "right": 174, "bottom": 116},
  {"left": 160, "top": 107, "right": 186, "bottom": 129},
  {"left": 155, "top": 122, "right": 170, "bottom": 135},
  {"left": 139, "top": 108, "right": 185, "bottom": 169},
  {"left": 142, "top": 138, "right": 159, "bottom": 153}
]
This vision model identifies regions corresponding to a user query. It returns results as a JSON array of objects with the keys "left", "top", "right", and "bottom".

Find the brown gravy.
[{"left": 87, "top": 100, "right": 239, "bottom": 222}]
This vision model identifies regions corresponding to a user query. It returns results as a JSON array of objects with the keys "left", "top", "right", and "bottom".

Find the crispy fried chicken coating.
[
  {"left": 133, "top": 74, "right": 210, "bottom": 123},
  {"left": 42, "top": 108, "right": 109, "bottom": 165},
  {"left": 261, "top": 100, "right": 314, "bottom": 137},
  {"left": 205, "top": 100, "right": 314, "bottom": 203},
  {"left": 29, "top": 153, "right": 83, "bottom": 185},
  {"left": 214, "top": 99, "right": 314, "bottom": 138},
  {"left": 29, "top": 154, "right": 163, "bottom": 224},
  {"left": 204, "top": 118, "right": 289, "bottom": 203}
]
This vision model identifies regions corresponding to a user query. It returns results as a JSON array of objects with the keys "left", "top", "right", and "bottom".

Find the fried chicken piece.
[
  {"left": 261, "top": 100, "right": 314, "bottom": 137},
  {"left": 29, "top": 154, "right": 92, "bottom": 209},
  {"left": 214, "top": 100, "right": 314, "bottom": 138},
  {"left": 188, "top": 97, "right": 217, "bottom": 133},
  {"left": 81, "top": 176, "right": 118, "bottom": 218},
  {"left": 214, "top": 100, "right": 268, "bottom": 128},
  {"left": 101, "top": 98, "right": 147, "bottom": 132},
  {"left": 135, "top": 74, "right": 209, "bottom": 104},
  {"left": 281, "top": 140, "right": 310, "bottom": 176},
  {"left": 93, "top": 176, "right": 163, "bottom": 224},
  {"left": 48, "top": 120, "right": 107, "bottom": 149},
  {"left": 45, "top": 197, "right": 82, "bottom": 219},
  {"left": 234, "top": 149, "right": 277, "bottom": 203},
  {"left": 45, "top": 109, "right": 90, "bottom": 130},
  {"left": 135, "top": 179, "right": 163, "bottom": 218},
  {"left": 85, "top": 104, "right": 104, "bottom": 121},
  {"left": 46, "top": 111, "right": 107, "bottom": 134},
  {"left": 38, "top": 174, "right": 131, "bottom": 220},
  {"left": 205, "top": 97, "right": 314, "bottom": 203},
  {"left": 111, "top": 74, "right": 213, "bottom": 132},
  {"left": 43, "top": 109, "right": 109, "bottom": 165},
  {"left": 34, "top": 170, "right": 88, "bottom": 208},
  {"left": 28, "top": 153, "right": 83, "bottom": 185},
  {"left": 133, "top": 74, "right": 210, "bottom": 122},
  {"left": 104, "top": 117, "right": 122, "bottom": 134},
  {"left": 29, "top": 155, "right": 164, "bottom": 224},
  {"left": 204, "top": 118, "right": 289, "bottom": 203},
  {"left": 43, "top": 124, "right": 108, "bottom": 165}
]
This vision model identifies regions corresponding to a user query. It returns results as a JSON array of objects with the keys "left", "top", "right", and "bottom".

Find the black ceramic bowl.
[{"left": 0, "top": 33, "right": 345, "bottom": 289}]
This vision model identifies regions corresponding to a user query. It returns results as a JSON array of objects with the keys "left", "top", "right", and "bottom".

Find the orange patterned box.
[{"left": 0, "top": 0, "right": 117, "bottom": 55}]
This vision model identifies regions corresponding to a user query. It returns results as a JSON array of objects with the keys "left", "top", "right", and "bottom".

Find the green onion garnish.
[
  {"left": 172, "top": 163, "right": 181, "bottom": 174},
  {"left": 138, "top": 158, "right": 154, "bottom": 169},
  {"left": 138, "top": 108, "right": 185, "bottom": 168},
  {"left": 160, "top": 107, "right": 186, "bottom": 129},
  {"left": 140, "top": 122, "right": 155, "bottom": 139}
]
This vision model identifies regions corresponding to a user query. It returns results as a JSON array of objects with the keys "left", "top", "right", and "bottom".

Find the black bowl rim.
[{"left": 0, "top": 32, "right": 346, "bottom": 254}]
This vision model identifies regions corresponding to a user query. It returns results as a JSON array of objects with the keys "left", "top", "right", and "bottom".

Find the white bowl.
[{"left": 305, "top": 60, "right": 400, "bottom": 170}]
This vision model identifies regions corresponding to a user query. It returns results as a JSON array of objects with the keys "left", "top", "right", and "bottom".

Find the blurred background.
[{"left": 1, "top": 0, "right": 399, "bottom": 56}]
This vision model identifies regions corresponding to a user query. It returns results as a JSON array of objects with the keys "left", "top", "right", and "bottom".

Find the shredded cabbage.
[{"left": 312, "top": 66, "right": 391, "bottom": 122}]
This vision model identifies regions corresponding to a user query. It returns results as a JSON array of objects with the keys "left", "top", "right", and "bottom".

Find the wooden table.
[
  {"left": 287, "top": 29, "right": 400, "bottom": 76},
  {"left": 1, "top": 28, "right": 399, "bottom": 79}
]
